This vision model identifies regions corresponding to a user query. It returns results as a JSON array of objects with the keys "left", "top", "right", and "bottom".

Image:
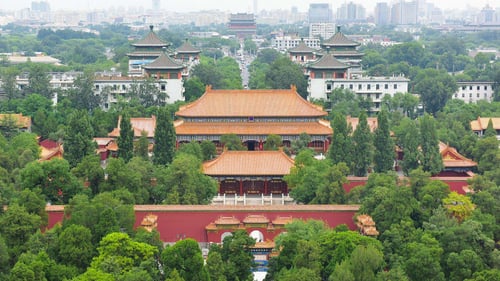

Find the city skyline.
[{"left": 7, "top": 0, "right": 499, "bottom": 14}]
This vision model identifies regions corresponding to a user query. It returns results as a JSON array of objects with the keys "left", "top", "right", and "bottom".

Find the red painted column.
[
  {"left": 264, "top": 179, "right": 268, "bottom": 195},
  {"left": 239, "top": 179, "right": 243, "bottom": 196}
]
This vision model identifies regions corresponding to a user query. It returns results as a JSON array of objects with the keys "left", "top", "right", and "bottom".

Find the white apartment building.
[
  {"left": 271, "top": 36, "right": 320, "bottom": 51},
  {"left": 453, "top": 82, "right": 495, "bottom": 103},
  {"left": 308, "top": 75, "right": 409, "bottom": 110}
]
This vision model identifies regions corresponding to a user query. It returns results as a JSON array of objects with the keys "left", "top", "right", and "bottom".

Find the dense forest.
[{"left": 0, "top": 24, "right": 500, "bottom": 280}]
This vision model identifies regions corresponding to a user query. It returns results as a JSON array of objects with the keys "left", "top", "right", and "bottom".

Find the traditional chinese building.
[
  {"left": 302, "top": 26, "right": 410, "bottom": 111},
  {"left": 319, "top": 26, "right": 364, "bottom": 73},
  {"left": 175, "top": 39, "right": 201, "bottom": 63},
  {"left": 470, "top": 117, "right": 500, "bottom": 140},
  {"left": 228, "top": 13, "right": 256, "bottom": 38},
  {"left": 202, "top": 150, "right": 294, "bottom": 196},
  {"left": 287, "top": 39, "right": 317, "bottom": 65},
  {"left": 142, "top": 54, "right": 186, "bottom": 102},
  {"left": 127, "top": 25, "right": 170, "bottom": 77},
  {"left": 174, "top": 86, "right": 332, "bottom": 153}
]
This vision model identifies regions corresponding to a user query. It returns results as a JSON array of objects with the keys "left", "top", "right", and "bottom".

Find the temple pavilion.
[
  {"left": 202, "top": 150, "right": 294, "bottom": 196},
  {"left": 174, "top": 86, "right": 332, "bottom": 152}
]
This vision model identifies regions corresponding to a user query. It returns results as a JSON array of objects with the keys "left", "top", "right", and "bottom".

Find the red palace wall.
[{"left": 46, "top": 205, "right": 359, "bottom": 243}]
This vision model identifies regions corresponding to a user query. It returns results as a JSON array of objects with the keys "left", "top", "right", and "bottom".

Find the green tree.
[
  {"left": 58, "top": 224, "right": 94, "bottom": 269},
  {"left": 264, "top": 134, "right": 282, "bottom": 150},
  {"left": 161, "top": 238, "right": 208, "bottom": 281},
  {"left": 290, "top": 132, "right": 312, "bottom": 154},
  {"left": 403, "top": 234, "right": 445, "bottom": 281},
  {"left": 314, "top": 163, "right": 349, "bottom": 204},
  {"left": 352, "top": 111, "right": 373, "bottom": 176},
  {"left": 397, "top": 118, "right": 421, "bottom": 175},
  {"left": 71, "top": 155, "right": 105, "bottom": 195},
  {"left": 153, "top": 107, "right": 176, "bottom": 166},
  {"left": 265, "top": 57, "right": 308, "bottom": 98},
  {"left": 177, "top": 141, "right": 203, "bottom": 161},
  {"left": 25, "top": 63, "right": 52, "bottom": 99},
  {"left": 117, "top": 114, "right": 134, "bottom": 162},
  {"left": 373, "top": 110, "right": 394, "bottom": 173},
  {"left": 184, "top": 77, "right": 205, "bottom": 102},
  {"left": 278, "top": 268, "right": 321, "bottom": 281},
  {"left": 484, "top": 118, "right": 497, "bottom": 138},
  {"left": 0, "top": 204, "right": 41, "bottom": 262},
  {"left": 328, "top": 112, "right": 353, "bottom": 168},
  {"left": 220, "top": 230, "right": 255, "bottom": 281},
  {"left": 87, "top": 232, "right": 157, "bottom": 277},
  {"left": 20, "top": 158, "right": 83, "bottom": 204},
  {"left": 127, "top": 78, "right": 167, "bottom": 107},
  {"left": 220, "top": 133, "right": 245, "bottom": 151},
  {"left": 134, "top": 130, "right": 150, "bottom": 160},
  {"left": 64, "top": 110, "right": 95, "bottom": 167},
  {"left": 200, "top": 140, "right": 217, "bottom": 161},
  {"left": 156, "top": 153, "right": 217, "bottom": 204},
  {"left": 206, "top": 250, "right": 227, "bottom": 281},
  {"left": 414, "top": 69, "right": 457, "bottom": 115},
  {"left": 419, "top": 114, "right": 443, "bottom": 175},
  {"left": 67, "top": 71, "right": 102, "bottom": 111}
]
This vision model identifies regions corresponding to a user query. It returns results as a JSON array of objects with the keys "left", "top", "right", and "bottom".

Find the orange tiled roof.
[
  {"left": 243, "top": 215, "right": 270, "bottom": 224},
  {"left": 470, "top": 117, "right": 500, "bottom": 131},
  {"left": 203, "top": 150, "right": 294, "bottom": 176},
  {"left": 0, "top": 113, "right": 31, "bottom": 129},
  {"left": 39, "top": 144, "right": 63, "bottom": 161},
  {"left": 272, "top": 216, "right": 293, "bottom": 225},
  {"left": 252, "top": 240, "right": 275, "bottom": 249},
  {"left": 439, "top": 142, "right": 477, "bottom": 168},
  {"left": 175, "top": 120, "right": 332, "bottom": 136},
  {"left": 176, "top": 87, "right": 327, "bottom": 118},
  {"left": 215, "top": 216, "right": 240, "bottom": 225},
  {"left": 108, "top": 116, "right": 156, "bottom": 138},
  {"left": 346, "top": 116, "right": 378, "bottom": 132}
]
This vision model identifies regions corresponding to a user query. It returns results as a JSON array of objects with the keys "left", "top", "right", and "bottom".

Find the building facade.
[
  {"left": 174, "top": 86, "right": 332, "bottom": 153},
  {"left": 453, "top": 81, "right": 494, "bottom": 103}
]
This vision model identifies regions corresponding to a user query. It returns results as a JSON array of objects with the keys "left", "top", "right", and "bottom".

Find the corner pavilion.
[{"left": 174, "top": 86, "right": 333, "bottom": 152}]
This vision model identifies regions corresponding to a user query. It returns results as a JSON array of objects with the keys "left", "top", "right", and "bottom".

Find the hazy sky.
[{"left": 6, "top": 0, "right": 497, "bottom": 13}]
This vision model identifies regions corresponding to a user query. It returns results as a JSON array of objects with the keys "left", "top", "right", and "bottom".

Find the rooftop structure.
[{"left": 174, "top": 86, "right": 332, "bottom": 153}]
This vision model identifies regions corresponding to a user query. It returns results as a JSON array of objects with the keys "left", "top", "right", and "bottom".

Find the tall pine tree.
[
  {"left": 373, "top": 109, "right": 394, "bottom": 173},
  {"left": 153, "top": 107, "right": 176, "bottom": 166},
  {"left": 64, "top": 110, "right": 95, "bottom": 167},
  {"left": 117, "top": 114, "right": 134, "bottom": 162},
  {"left": 400, "top": 119, "right": 421, "bottom": 175},
  {"left": 352, "top": 112, "right": 373, "bottom": 176},
  {"left": 328, "top": 112, "right": 353, "bottom": 168},
  {"left": 419, "top": 114, "right": 443, "bottom": 175}
]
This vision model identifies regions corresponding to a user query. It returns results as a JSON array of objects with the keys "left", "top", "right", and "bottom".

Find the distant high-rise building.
[
  {"left": 152, "top": 0, "right": 160, "bottom": 11},
  {"left": 391, "top": 1, "right": 418, "bottom": 25},
  {"left": 253, "top": 0, "right": 258, "bottom": 14},
  {"left": 308, "top": 3, "right": 333, "bottom": 24},
  {"left": 477, "top": 5, "right": 497, "bottom": 24},
  {"left": 337, "top": 2, "right": 366, "bottom": 23},
  {"left": 31, "top": 1, "right": 50, "bottom": 12},
  {"left": 375, "top": 2, "right": 390, "bottom": 26}
]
